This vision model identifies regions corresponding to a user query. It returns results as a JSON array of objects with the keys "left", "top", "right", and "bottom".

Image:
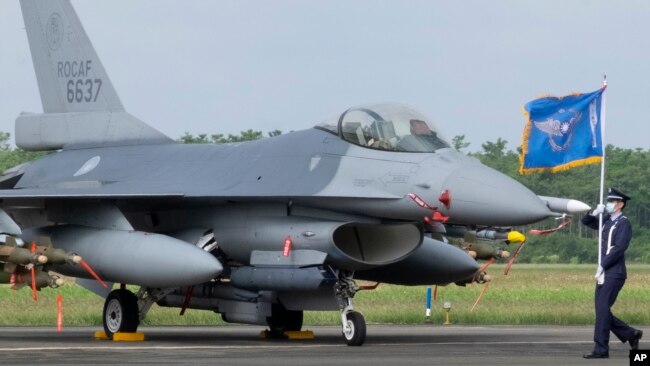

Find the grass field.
[{"left": 1, "top": 264, "right": 649, "bottom": 327}]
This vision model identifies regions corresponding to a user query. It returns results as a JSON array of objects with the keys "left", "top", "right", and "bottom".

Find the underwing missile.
[
  {"left": 445, "top": 227, "right": 526, "bottom": 244},
  {"left": 35, "top": 237, "right": 82, "bottom": 264},
  {"left": 465, "top": 242, "right": 510, "bottom": 260},
  {"left": 475, "top": 230, "right": 526, "bottom": 244},
  {"left": 538, "top": 196, "right": 591, "bottom": 214},
  {"left": 0, "top": 237, "right": 47, "bottom": 266},
  {"left": 0, "top": 264, "right": 64, "bottom": 289}
]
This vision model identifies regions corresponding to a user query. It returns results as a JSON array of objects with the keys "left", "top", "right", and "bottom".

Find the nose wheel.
[
  {"left": 102, "top": 289, "right": 139, "bottom": 339},
  {"left": 336, "top": 271, "right": 366, "bottom": 346},
  {"left": 341, "top": 307, "right": 366, "bottom": 346}
]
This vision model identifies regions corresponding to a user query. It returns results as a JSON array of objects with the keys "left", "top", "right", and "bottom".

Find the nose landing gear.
[
  {"left": 341, "top": 300, "right": 366, "bottom": 346},
  {"left": 335, "top": 271, "right": 366, "bottom": 346}
]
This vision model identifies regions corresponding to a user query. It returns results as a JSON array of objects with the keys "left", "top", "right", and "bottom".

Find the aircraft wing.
[
  {"left": 0, "top": 185, "right": 401, "bottom": 200},
  {"left": 0, "top": 185, "right": 184, "bottom": 199},
  {"left": 0, "top": 191, "right": 184, "bottom": 199}
]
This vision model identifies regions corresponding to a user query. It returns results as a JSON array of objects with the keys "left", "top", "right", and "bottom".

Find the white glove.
[
  {"left": 594, "top": 267, "right": 603, "bottom": 278},
  {"left": 595, "top": 266, "right": 605, "bottom": 284},
  {"left": 592, "top": 204, "right": 605, "bottom": 216}
]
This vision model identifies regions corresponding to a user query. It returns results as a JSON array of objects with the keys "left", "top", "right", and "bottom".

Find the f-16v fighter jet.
[{"left": 0, "top": 0, "right": 589, "bottom": 346}]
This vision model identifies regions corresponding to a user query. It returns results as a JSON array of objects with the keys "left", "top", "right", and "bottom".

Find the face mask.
[{"left": 605, "top": 202, "right": 616, "bottom": 213}]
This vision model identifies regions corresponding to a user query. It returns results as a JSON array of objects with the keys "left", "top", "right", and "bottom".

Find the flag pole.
[{"left": 596, "top": 75, "right": 607, "bottom": 276}]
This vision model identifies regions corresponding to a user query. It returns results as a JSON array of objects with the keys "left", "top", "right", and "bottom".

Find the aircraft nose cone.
[{"left": 443, "top": 164, "right": 551, "bottom": 226}]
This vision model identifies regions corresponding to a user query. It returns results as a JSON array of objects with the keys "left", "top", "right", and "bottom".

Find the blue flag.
[{"left": 519, "top": 88, "right": 605, "bottom": 174}]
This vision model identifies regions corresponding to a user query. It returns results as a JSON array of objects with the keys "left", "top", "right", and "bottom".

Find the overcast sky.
[{"left": 1, "top": 0, "right": 649, "bottom": 151}]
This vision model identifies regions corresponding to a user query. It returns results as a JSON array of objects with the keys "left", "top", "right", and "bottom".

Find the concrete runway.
[{"left": 0, "top": 325, "right": 644, "bottom": 365}]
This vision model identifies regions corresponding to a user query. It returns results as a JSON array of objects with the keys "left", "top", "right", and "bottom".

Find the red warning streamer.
[
  {"left": 9, "top": 268, "right": 17, "bottom": 288},
  {"left": 504, "top": 242, "right": 526, "bottom": 276},
  {"left": 180, "top": 285, "right": 193, "bottom": 316},
  {"left": 470, "top": 283, "right": 489, "bottom": 312},
  {"left": 438, "top": 189, "right": 451, "bottom": 209},
  {"left": 407, "top": 193, "right": 438, "bottom": 211},
  {"left": 529, "top": 219, "right": 571, "bottom": 236},
  {"left": 30, "top": 243, "right": 38, "bottom": 301},
  {"left": 409, "top": 193, "right": 449, "bottom": 223},
  {"left": 56, "top": 294, "right": 63, "bottom": 332},
  {"left": 79, "top": 260, "right": 108, "bottom": 288}
]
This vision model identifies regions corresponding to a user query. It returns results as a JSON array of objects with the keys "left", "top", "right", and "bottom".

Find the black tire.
[
  {"left": 342, "top": 311, "right": 366, "bottom": 346},
  {"left": 267, "top": 304, "right": 304, "bottom": 337},
  {"left": 103, "top": 289, "right": 139, "bottom": 339},
  {"left": 285, "top": 310, "right": 303, "bottom": 332}
]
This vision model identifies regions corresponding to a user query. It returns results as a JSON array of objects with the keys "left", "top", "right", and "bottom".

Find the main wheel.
[
  {"left": 286, "top": 309, "right": 303, "bottom": 332},
  {"left": 103, "top": 289, "right": 140, "bottom": 339},
  {"left": 342, "top": 311, "right": 366, "bottom": 346},
  {"left": 267, "top": 304, "right": 304, "bottom": 337}
]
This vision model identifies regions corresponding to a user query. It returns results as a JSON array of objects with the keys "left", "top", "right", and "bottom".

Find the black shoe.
[
  {"left": 629, "top": 329, "right": 643, "bottom": 350},
  {"left": 582, "top": 351, "right": 609, "bottom": 359}
]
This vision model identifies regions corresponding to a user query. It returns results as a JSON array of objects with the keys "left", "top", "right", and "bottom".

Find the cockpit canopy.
[{"left": 316, "top": 103, "right": 451, "bottom": 153}]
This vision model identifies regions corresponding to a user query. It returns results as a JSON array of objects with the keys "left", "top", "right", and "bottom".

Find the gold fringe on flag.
[{"left": 518, "top": 99, "right": 601, "bottom": 175}]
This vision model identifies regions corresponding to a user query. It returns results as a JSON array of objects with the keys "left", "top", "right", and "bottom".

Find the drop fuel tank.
[{"left": 23, "top": 225, "right": 222, "bottom": 288}]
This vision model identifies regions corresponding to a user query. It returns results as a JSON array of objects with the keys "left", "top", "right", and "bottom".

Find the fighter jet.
[{"left": 0, "top": 0, "right": 590, "bottom": 346}]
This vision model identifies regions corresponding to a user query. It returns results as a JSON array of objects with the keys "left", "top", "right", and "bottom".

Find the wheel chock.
[
  {"left": 284, "top": 330, "right": 314, "bottom": 340},
  {"left": 259, "top": 329, "right": 314, "bottom": 340},
  {"left": 93, "top": 331, "right": 145, "bottom": 341},
  {"left": 113, "top": 332, "right": 145, "bottom": 342},
  {"left": 93, "top": 331, "right": 110, "bottom": 340}
]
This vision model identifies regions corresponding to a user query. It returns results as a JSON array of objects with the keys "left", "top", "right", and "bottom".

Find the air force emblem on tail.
[
  {"left": 631, "top": 350, "right": 650, "bottom": 365},
  {"left": 46, "top": 13, "right": 63, "bottom": 50}
]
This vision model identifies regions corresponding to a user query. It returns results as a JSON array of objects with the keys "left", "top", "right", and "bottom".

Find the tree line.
[
  {"left": 456, "top": 134, "right": 650, "bottom": 264},
  {"left": 0, "top": 130, "right": 647, "bottom": 264}
]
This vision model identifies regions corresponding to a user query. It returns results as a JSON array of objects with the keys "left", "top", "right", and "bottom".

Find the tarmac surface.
[{"left": 0, "top": 325, "right": 645, "bottom": 365}]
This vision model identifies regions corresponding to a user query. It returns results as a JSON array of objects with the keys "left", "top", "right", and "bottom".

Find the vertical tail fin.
[
  {"left": 18, "top": 0, "right": 171, "bottom": 150},
  {"left": 21, "top": 0, "right": 122, "bottom": 113}
]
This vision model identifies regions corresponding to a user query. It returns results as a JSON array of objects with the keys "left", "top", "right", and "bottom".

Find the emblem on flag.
[{"left": 519, "top": 87, "right": 605, "bottom": 174}]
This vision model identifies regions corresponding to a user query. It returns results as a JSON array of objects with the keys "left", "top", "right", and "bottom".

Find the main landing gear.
[
  {"left": 336, "top": 271, "right": 366, "bottom": 346},
  {"left": 102, "top": 289, "right": 139, "bottom": 338},
  {"left": 266, "top": 303, "right": 304, "bottom": 338},
  {"left": 102, "top": 286, "right": 171, "bottom": 339}
]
